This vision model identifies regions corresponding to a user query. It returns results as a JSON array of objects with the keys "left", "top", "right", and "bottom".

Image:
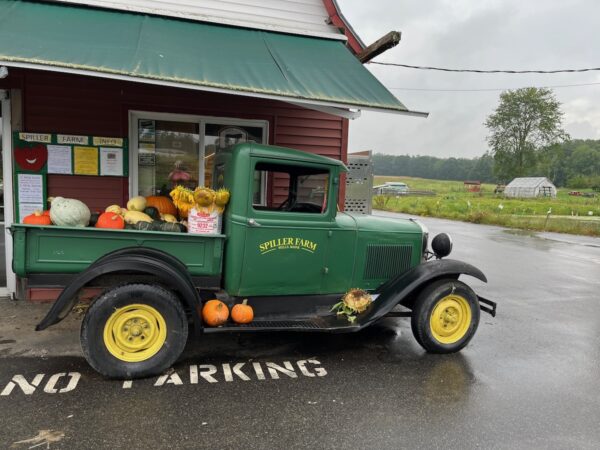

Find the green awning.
[{"left": 0, "top": 0, "right": 426, "bottom": 116}]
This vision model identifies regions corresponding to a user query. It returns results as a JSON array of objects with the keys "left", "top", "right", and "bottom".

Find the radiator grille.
[{"left": 364, "top": 244, "right": 413, "bottom": 279}]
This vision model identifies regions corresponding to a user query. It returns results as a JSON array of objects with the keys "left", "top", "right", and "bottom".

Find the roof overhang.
[{"left": 0, "top": 0, "right": 428, "bottom": 119}]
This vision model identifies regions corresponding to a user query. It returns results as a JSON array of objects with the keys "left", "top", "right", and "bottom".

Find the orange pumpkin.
[
  {"left": 202, "top": 299, "right": 229, "bottom": 327},
  {"left": 145, "top": 196, "right": 177, "bottom": 216},
  {"left": 95, "top": 212, "right": 125, "bottom": 229},
  {"left": 23, "top": 210, "right": 52, "bottom": 225},
  {"left": 231, "top": 299, "right": 254, "bottom": 324}
]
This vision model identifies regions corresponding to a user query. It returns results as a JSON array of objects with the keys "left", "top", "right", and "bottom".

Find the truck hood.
[{"left": 336, "top": 212, "right": 423, "bottom": 234}]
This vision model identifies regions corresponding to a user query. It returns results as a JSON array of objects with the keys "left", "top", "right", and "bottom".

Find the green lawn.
[{"left": 373, "top": 176, "right": 600, "bottom": 237}]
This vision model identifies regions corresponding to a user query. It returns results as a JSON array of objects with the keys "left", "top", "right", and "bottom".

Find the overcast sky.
[{"left": 342, "top": 0, "right": 600, "bottom": 158}]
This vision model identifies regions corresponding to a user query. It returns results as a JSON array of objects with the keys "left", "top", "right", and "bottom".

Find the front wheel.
[
  {"left": 81, "top": 283, "right": 188, "bottom": 379},
  {"left": 411, "top": 279, "right": 480, "bottom": 353}
]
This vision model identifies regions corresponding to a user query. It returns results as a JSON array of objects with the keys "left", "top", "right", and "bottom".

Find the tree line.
[
  {"left": 373, "top": 139, "right": 600, "bottom": 188},
  {"left": 374, "top": 88, "right": 600, "bottom": 189}
]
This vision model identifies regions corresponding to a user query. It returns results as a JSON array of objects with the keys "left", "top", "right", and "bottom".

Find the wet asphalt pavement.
[{"left": 1, "top": 212, "right": 599, "bottom": 449}]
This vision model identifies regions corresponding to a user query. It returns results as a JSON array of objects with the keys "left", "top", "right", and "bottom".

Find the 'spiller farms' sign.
[{"left": 259, "top": 237, "right": 318, "bottom": 254}]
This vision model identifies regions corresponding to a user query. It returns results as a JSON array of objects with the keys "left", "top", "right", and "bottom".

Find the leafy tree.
[{"left": 485, "top": 87, "right": 568, "bottom": 181}]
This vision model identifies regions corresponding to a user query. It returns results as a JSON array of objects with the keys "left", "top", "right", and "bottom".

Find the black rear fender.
[
  {"left": 36, "top": 249, "right": 201, "bottom": 332},
  {"left": 357, "top": 259, "right": 487, "bottom": 326}
]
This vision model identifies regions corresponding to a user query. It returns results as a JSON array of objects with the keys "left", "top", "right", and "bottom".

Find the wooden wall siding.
[
  {"left": 16, "top": 68, "right": 347, "bottom": 207},
  {"left": 47, "top": 175, "right": 128, "bottom": 213}
]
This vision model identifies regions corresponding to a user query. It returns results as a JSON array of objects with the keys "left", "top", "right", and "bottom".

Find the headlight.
[{"left": 431, "top": 233, "right": 452, "bottom": 259}]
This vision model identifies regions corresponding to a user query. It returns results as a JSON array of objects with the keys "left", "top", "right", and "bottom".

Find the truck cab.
[
  {"left": 218, "top": 144, "right": 424, "bottom": 297},
  {"left": 15, "top": 143, "right": 496, "bottom": 379}
]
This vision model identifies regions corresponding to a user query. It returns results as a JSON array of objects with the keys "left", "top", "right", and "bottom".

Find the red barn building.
[{"left": 0, "top": 0, "right": 425, "bottom": 299}]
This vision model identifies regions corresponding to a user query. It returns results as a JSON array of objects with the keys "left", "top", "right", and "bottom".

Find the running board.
[{"left": 203, "top": 316, "right": 360, "bottom": 333}]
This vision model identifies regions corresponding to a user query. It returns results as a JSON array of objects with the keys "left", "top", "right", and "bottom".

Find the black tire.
[
  {"left": 411, "top": 279, "right": 480, "bottom": 353},
  {"left": 81, "top": 283, "right": 188, "bottom": 379}
]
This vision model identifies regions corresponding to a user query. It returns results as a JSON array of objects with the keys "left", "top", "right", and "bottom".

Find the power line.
[
  {"left": 370, "top": 61, "right": 600, "bottom": 74},
  {"left": 387, "top": 81, "right": 600, "bottom": 92}
]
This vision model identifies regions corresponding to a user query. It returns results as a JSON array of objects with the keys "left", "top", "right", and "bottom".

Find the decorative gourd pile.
[
  {"left": 201, "top": 299, "right": 254, "bottom": 327},
  {"left": 170, "top": 186, "right": 230, "bottom": 217},
  {"left": 100, "top": 195, "right": 187, "bottom": 233},
  {"left": 21, "top": 190, "right": 222, "bottom": 235}
]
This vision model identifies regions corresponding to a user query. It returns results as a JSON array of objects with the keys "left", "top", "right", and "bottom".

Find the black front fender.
[
  {"left": 36, "top": 249, "right": 202, "bottom": 331},
  {"left": 357, "top": 259, "right": 487, "bottom": 326}
]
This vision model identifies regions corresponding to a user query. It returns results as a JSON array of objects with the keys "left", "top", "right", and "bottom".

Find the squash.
[
  {"left": 49, "top": 197, "right": 91, "bottom": 227},
  {"left": 146, "top": 196, "right": 177, "bottom": 216},
  {"left": 126, "top": 196, "right": 147, "bottom": 212},
  {"left": 143, "top": 206, "right": 160, "bottom": 220},
  {"left": 132, "top": 221, "right": 154, "bottom": 231},
  {"left": 202, "top": 300, "right": 229, "bottom": 327},
  {"left": 123, "top": 210, "right": 153, "bottom": 225},
  {"left": 156, "top": 221, "right": 181, "bottom": 233},
  {"left": 231, "top": 299, "right": 253, "bottom": 324},
  {"left": 89, "top": 212, "right": 100, "bottom": 227},
  {"left": 105, "top": 205, "right": 122, "bottom": 215},
  {"left": 95, "top": 212, "right": 125, "bottom": 229},
  {"left": 23, "top": 210, "right": 52, "bottom": 226},
  {"left": 161, "top": 213, "right": 177, "bottom": 223}
]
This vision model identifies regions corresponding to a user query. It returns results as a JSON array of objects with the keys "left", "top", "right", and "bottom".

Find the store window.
[
  {"left": 254, "top": 162, "right": 329, "bottom": 214},
  {"left": 132, "top": 113, "right": 267, "bottom": 201}
]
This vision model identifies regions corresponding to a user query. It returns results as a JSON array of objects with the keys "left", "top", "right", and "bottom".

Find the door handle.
[{"left": 247, "top": 219, "right": 262, "bottom": 227}]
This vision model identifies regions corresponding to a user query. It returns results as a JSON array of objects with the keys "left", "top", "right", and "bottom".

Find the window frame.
[
  {"left": 129, "top": 110, "right": 268, "bottom": 201},
  {"left": 250, "top": 159, "right": 334, "bottom": 218}
]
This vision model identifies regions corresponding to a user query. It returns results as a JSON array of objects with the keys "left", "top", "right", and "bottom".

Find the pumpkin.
[
  {"left": 123, "top": 210, "right": 153, "bottom": 225},
  {"left": 23, "top": 210, "right": 52, "bottom": 226},
  {"left": 231, "top": 299, "right": 253, "bottom": 324},
  {"left": 42, "top": 210, "right": 51, "bottom": 217},
  {"left": 49, "top": 197, "right": 91, "bottom": 227},
  {"left": 95, "top": 212, "right": 125, "bottom": 229},
  {"left": 146, "top": 196, "right": 177, "bottom": 216},
  {"left": 143, "top": 206, "right": 161, "bottom": 220},
  {"left": 202, "top": 300, "right": 229, "bottom": 327},
  {"left": 126, "top": 196, "right": 147, "bottom": 212}
]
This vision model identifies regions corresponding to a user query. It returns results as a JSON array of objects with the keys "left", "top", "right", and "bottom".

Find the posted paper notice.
[
  {"left": 47, "top": 145, "right": 73, "bottom": 174},
  {"left": 100, "top": 147, "right": 123, "bottom": 176},
  {"left": 17, "top": 173, "right": 44, "bottom": 204},
  {"left": 74, "top": 146, "right": 99, "bottom": 175}
]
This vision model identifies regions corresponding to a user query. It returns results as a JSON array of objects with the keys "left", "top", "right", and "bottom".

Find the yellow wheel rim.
[
  {"left": 429, "top": 294, "right": 472, "bottom": 344},
  {"left": 103, "top": 304, "right": 167, "bottom": 362}
]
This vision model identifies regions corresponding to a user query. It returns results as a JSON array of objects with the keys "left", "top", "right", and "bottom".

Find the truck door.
[{"left": 236, "top": 159, "right": 335, "bottom": 296}]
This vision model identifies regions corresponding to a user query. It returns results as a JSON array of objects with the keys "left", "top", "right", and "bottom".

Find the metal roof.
[
  {"left": 0, "top": 0, "right": 426, "bottom": 117},
  {"left": 48, "top": 0, "right": 346, "bottom": 41},
  {"left": 505, "top": 177, "right": 554, "bottom": 188}
]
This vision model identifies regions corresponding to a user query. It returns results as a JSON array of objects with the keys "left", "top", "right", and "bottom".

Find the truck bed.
[{"left": 11, "top": 224, "right": 225, "bottom": 277}]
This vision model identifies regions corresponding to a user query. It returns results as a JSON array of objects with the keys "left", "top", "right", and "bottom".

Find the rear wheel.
[
  {"left": 411, "top": 279, "right": 480, "bottom": 353},
  {"left": 81, "top": 283, "right": 188, "bottom": 379}
]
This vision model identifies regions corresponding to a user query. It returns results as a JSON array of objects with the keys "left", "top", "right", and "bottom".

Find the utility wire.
[
  {"left": 370, "top": 61, "right": 600, "bottom": 74},
  {"left": 387, "top": 81, "right": 600, "bottom": 92}
]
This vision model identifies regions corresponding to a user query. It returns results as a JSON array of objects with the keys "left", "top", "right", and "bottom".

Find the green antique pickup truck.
[{"left": 12, "top": 143, "right": 496, "bottom": 379}]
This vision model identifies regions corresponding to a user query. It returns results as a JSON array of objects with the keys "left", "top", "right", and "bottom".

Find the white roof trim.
[
  {"left": 1, "top": 61, "right": 428, "bottom": 117},
  {"left": 48, "top": 0, "right": 348, "bottom": 41}
]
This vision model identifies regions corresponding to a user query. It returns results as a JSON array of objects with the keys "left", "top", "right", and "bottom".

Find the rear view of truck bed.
[{"left": 11, "top": 224, "right": 225, "bottom": 278}]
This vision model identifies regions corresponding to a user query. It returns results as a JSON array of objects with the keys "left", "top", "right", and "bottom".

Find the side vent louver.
[{"left": 364, "top": 244, "right": 413, "bottom": 279}]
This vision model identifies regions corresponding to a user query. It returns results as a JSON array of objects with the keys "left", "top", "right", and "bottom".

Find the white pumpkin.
[{"left": 50, "top": 197, "right": 91, "bottom": 227}]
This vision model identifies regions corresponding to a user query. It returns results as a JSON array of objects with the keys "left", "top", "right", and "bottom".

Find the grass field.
[{"left": 373, "top": 176, "right": 600, "bottom": 237}]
